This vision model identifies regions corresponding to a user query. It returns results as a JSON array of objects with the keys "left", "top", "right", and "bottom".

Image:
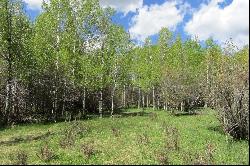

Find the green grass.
[{"left": 0, "top": 109, "right": 248, "bottom": 165}]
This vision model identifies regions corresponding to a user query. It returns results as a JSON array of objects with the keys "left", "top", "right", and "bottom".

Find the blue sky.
[{"left": 23, "top": 0, "right": 248, "bottom": 47}]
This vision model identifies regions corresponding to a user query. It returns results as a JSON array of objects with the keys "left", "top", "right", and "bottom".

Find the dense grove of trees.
[{"left": 0, "top": 0, "right": 249, "bottom": 139}]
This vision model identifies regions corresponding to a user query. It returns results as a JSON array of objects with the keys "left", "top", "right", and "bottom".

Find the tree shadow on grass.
[
  {"left": 207, "top": 125, "right": 225, "bottom": 135},
  {"left": 173, "top": 111, "right": 199, "bottom": 117},
  {"left": 0, "top": 131, "right": 54, "bottom": 146},
  {"left": 113, "top": 110, "right": 156, "bottom": 118},
  {"left": 208, "top": 125, "right": 249, "bottom": 142},
  {"left": 0, "top": 126, "right": 7, "bottom": 132},
  {"left": 85, "top": 109, "right": 154, "bottom": 119}
]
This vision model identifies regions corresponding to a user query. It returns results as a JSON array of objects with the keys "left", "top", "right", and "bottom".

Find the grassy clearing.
[{"left": 0, "top": 109, "right": 248, "bottom": 165}]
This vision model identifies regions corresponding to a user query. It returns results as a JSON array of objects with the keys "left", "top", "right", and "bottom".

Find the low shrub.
[
  {"left": 37, "top": 142, "right": 55, "bottom": 162},
  {"left": 81, "top": 143, "right": 96, "bottom": 159},
  {"left": 14, "top": 150, "right": 28, "bottom": 165}
]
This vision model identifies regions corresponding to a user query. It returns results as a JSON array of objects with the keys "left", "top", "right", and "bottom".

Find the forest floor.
[{"left": 0, "top": 108, "right": 248, "bottom": 165}]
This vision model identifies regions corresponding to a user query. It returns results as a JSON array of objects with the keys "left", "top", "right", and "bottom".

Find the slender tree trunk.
[
  {"left": 205, "top": 56, "right": 210, "bottom": 108},
  {"left": 99, "top": 34, "right": 105, "bottom": 118},
  {"left": 142, "top": 92, "right": 145, "bottom": 108},
  {"left": 123, "top": 85, "right": 126, "bottom": 108},
  {"left": 111, "top": 85, "right": 116, "bottom": 116},
  {"left": 157, "top": 96, "right": 160, "bottom": 109},
  {"left": 62, "top": 100, "right": 65, "bottom": 118},
  {"left": 99, "top": 90, "right": 103, "bottom": 118},
  {"left": 162, "top": 92, "right": 165, "bottom": 110},
  {"left": 146, "top": 94, "right": 149, "bottom": 108},
  {"left": 138, "top": 88, "right": 141, "bottom": 109},
  {"left": 181, "top": 101, "right": 184, "bottom": 112},
  {"left": 53, "top": 55, "right": 59, "bottom": 122},
  {"left": 111, "top": 94, "right": 114, "bottom": 116},
  {"left": 82, "top": 87, "right": 86, "bottom": 117},
  {"left": 12, "top": 79, "right": 17, "bottom": 117},
  {"left": 53, "top": 7, "right": 60, "bottom": 122},
  {"left": 152, "top": 86, "right": 155, "bottom": 110},
  {"left": 132, "top": 87, "right": 134, "bottom": 106},
  {"left": 62, "top": 79, "right": 66, "bottom": 118},
  {"left": 4, "top": 1, "right": 13, "bottom": 125},
  {"left": 5, "top": 64, "right": 12, "bottom": 125}
]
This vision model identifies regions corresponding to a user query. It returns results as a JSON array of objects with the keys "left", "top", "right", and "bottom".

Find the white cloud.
[
  {"left": 129, "top": 1, "right": 185, "bottom": 42},
  {"left": 24, "top": 0, "right": 143, "bottom": 13},
  {"left": 185, "top": 0, "right": 249, "bottom": 47},
  {"left": 99, "top": 0, "right": 143, "bottom": 15},
  {"left": 23, "top": 0, "right": 44, "bottom": 10}
]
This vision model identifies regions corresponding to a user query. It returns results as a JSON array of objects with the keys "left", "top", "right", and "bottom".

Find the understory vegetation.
[
  {"left": 0, "top": 0, "right": 249, "bottom": 161},
  {"left": 0, "top": 109, "right": 248, "bottom": 165}
]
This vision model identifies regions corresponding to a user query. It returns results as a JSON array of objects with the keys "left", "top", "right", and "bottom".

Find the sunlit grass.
[{"left": 0, "top": 108, "right": 248, "bottom": 165}]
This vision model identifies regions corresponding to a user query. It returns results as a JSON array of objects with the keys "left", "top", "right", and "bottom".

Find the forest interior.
[{"left": 0, "top": 0, "right": 249, "bottom": 165}]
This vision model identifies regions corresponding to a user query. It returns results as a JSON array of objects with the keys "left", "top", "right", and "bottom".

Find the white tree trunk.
[
  {"left": 142, "top": 92, "right": 145, "bottom": 108},
  {"left": 138, "top": 88, "right": 141, "bottom": 109},
  {"left": 13, "top": 79, "right": 17, "bottom": 113},
  {"left": 4, "top": 0, "right": 12, "bottom": 125},
  {"left": 123, "top": 85, "right": 126, "bottom": 108},
  {"left": 53, "top": 8, "right": 60, "bottom": 122},
  {"left": 62, "top": 79, "right": 66, "bottom": 117},
  {"left": 181, "top": 102, "right": 184, "bottom": 112},
  {"left": 146, "top": 94, "right": 149, "bottom": 108},
  {"left": 152, "top": 86, "right": 155, "bottom": 110},
  {"left": 111, "top": 85, "right": 116, "bottom": 116},
  {"left": 82, "top": 87, "right": 86, "bottom": 117},
  {"left": 99, "top": 90, "right": 103, "bottom": 118},
  {"left": 132, "top": 87, "right": 134, "bottom": 105},
  {"left": 5, "top": 83, "right": 11, "bottom": 119},
  {"left": 206, "top": 56, "right": 210, "bottom": 108},
  {"left": 111, "top": 94, "right": 114, "bottom": 115},
  {"left": 162, "top": 92, "right": 165, "bottom": 110}
]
